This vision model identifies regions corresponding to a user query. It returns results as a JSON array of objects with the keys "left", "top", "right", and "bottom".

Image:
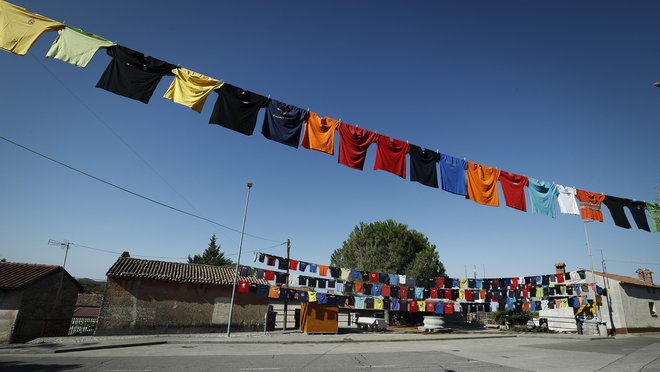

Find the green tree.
[
  {"left": 188, "top": 233, "right": 233, "bottom": 267},
  {"left": 330, "top": 220, "right": 445, "bottom": 277}
]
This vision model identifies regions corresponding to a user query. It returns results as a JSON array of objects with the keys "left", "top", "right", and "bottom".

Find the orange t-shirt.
[
  {"left": 466, "top": 162, "right": 501, "bottom": 206},
  {"left": 301, "top": 112, "right": 340, "bottom": 155},
  {"left": 317, "top": 264, "right": 329, "bottom": 276},
  {"left": 354, "top": 281, "right": 364, "bottom": 293},
  {"left": 576, "top": 189, "right": 605, "bottom": 222},
  {"left": 268, "top": 285, "right": 280, "bottom": 299}
]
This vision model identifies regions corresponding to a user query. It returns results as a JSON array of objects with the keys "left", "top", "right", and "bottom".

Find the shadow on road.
[{"left": 0, "top": 360, "right": 81, "bottom": 371}]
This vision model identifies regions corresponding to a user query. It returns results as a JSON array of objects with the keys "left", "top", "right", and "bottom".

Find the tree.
[
  {"left": 188, "top": 233, "right": 233, "bottom": 267},
  {"left": 330, "top": 220, "right": 445, "bottom": 277}
]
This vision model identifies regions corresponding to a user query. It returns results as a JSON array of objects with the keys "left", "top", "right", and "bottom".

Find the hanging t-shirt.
[
  {"left": 309, "top": 263, "right": 318, "bottom": 273},
  {"left": 162, "top": 67, "right": 223, "bottom": 112},
  {"left": 430, "top": 288, "right": 438, "bottom": 299},
  {"left": 466, "top": 162, "right": 501, "bottom": 206},
  {"left": 300, "top": 112, "right": 340, "bottom": 155},
  {"left": 318, "top": 265, "right": 329, "bottom": 277},
  {"left": 528, "top": 178, "right": 558, "bottom": 218},
  {"left": 576, "top": 189, "right": 606, "bottom": 222},
  {"left": 459, "top": 278, "right": 468, "bottom": 289},
  {"left": 317, "top": 293, "right": 327, "bottom": 304},
  {"left": 261, "top": 99, "right": 308, "bottom": 148},
  {"left": 369, "top": 272, "right": 379, "bottom": 283},
  {"left": 0, "top": 1, "right": 64, "bottom": 55},
  {"left": 208, "top": 83, "right": 269, "bottom": 135},
  {"left": 277, "top": 258, "right": 289, "bottom": 271},
  {"left": 96, "top": 45, "right": 176, "bottom": 104},
  {"left": 373, "top": 135, "right": 410, "bottom": 178},
  {"left": 268, "top": 286, "right": 280, "bottom": 299},
  {"left": 435, "top": 277, "right": 445, "bottom": 288},
  {"left": 299, "top": 262, "right": 309, "bottom": 272},
  {"left": 237, "top": 280, "right": 250, "bottom": 293},
  {"left": 46, "top": 27, "right": 115, "bottom": 68},
  {"left": 409, "top": 145, "right": 440, "bottom": 188},
  {"left": 406, "top": 276, "right": 417, "bottom": 288},
  {"left": 498, "top": 171, "right": 528, "bottom": 211},
  {"left": 556, "top": 273, "right": 565, "bottom": 283},
  {"left": 275, "top": 272, "right": 287, "bottom": 284},
  {"left": 340, "top": 268, "right": 351, "bottom": 281},
  {"left": 407, "top": 300, "right": 418, "bottom": 312},
  {"left": 414, "top": 287, "right": 424, "bottom": 299},
  {"left": 338, "top": 123, "right": 378, "bottom": 170},
  {"left": 603, "top": 195, "right": 632, "bottom": 229},
  {"left": 354, "top": 296, "right": 366, "bottom": 309},
  {"left": 425, "top": 301, "right": 435, "bottom": 313},
  {"left": 381, "top": 285, "right": 391, "bottom": 297},
  {"left": 624, "top": 200, "right": 651, "bottom": 232},
  {"left": 444, "top": 302, "right": 454, "bottom": 314},
  {"left": 371, "top": 284, "right": 383, "bottom": 296},
  {"left": 435, "top": 302, "right": 444, "bottom": 314},
  {"left": 256, "top": 285, "right": 269, "bottom": 298},
  {"left": 264, "top": 270, "right": 275, "bottom": 281},
  {"left": 647, "top": 202, "right": 660, "bottom": 232},
  {"left": 556, "top": 184, "right": 580, "bottom": 215},
  {"left": 308, "top": 290, "right": 317, "bottom": 303},
  {"left": 289, "top": 259, "right": 299, "bottom": 271},
  {"left": 374, "top": 297, "right": 384, "bottom": 310},
  {"left": 439, "top": 154, "right": 468, "bottom": 196},
  {"left": 329, "top": 267, "right": 341, "bottom": 278}
]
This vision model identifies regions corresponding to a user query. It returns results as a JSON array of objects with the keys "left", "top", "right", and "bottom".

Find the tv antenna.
[{"left": 48, "top": 239, "right": 71, "bottom": 268}]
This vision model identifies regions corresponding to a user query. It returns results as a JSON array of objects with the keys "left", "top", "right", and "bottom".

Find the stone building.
[
  {"left": 0, "top": 262, "right": 82, "bottom": 343},
  {"left": 96, "top": 253, "right": 270, "bottom": 335},
  {"left": 593, "top": 268, "right": 660, "bottom": 334}
]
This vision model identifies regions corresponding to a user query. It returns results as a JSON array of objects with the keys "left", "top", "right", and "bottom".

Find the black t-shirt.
[
  {"left": 409, "top": 145, "right": 440, "bottom": 188},
  {"left": 603, "top": 195, "right": 632, "bottom": 229},
  {"left": 467, "top": 279, "right": 476, "bottom": 289},
  {"left": 298, "top": 276, "right": 308, "bottom": 286},
  {"left": 363, "top": 283, "right": 373, "bottom": 294},
  {"left": 96, "top": 45, "right": 175, "bottom": 104},
  {"left": 390, "top": 286, "right": 400, "bottom": 298},
  {"left": 317, "top": 279, "right": 327, "bottom": 289},
  {"left": 277, "top": 257, "right": 289, "bottom": 270},
  {"left": 209, "top": 83, "right": 269, "bottom": 135},
  {"left": 365, "top": 298, "right": 375, "bottom": 309},
  {"left": 383, "top": 298, "right": 392, "bottom": 310},
  {"left": 275, "top": 272, "right": 286, "bottom": 284},
  {"left": 329, "top": 267, "right": 341, "bottom": 278},
  {"left": 624, "top": 199, "right": 651, "bottom": 232},
  {"left": 344, "top": 282, "right": 353, "bottom": 293}
]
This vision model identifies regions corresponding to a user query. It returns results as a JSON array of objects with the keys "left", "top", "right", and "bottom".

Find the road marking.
[
  {"left": 238, "top": 369, "right": 281, "bottom": 371},
  {"left": 356, "top": 366, "right": 397, "bottom": 369},
  {"left": 102, "top": 370, "right": 152, "bottom": 372}
]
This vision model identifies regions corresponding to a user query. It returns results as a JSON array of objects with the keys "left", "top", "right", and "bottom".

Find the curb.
[
  {"left": 52, "top": 341, "right": 167, "bottom": 354},
  {"left": 167, "top": 334, "right": 517, "bottom": 345}
]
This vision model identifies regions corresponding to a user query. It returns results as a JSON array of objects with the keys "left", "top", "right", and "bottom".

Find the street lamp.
[
  {"left": 226, "top": 182, "right": 253, "bottom": 337},
  {"left": 655, "top": 82, "right": 660, "bottom": 87}
]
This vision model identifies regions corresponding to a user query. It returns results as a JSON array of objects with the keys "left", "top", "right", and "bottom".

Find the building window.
[{"left": 650, "top": 302, "right": 658, "bottom": 317}]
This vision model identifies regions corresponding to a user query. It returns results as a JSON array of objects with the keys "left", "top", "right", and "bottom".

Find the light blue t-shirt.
[
  {"left": 309, "top": 263, "right": 318, "bottom": 273},
  {"left": 388, "top": 274, "right": 399, "bottom": 285},
  {"left": 528, "top": 178, "right": 558, "bottom": 218},
  {"left": 439, "top": 154, "right": 468, "bottom": 196},
  {"left": 415, "top": 287, "right": 425, "bottom": 299},
  {"left": 355, "top": 296, "right": 366, "bottom": 309},
  {"left": 371, "top": 284, "right": 382, "bottom": 296},
  {"left": 475, "top": 279, "right": 483, "bottom": 289}
]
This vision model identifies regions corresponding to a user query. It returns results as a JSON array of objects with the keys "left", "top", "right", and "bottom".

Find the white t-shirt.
[{"left": 557, "top": 184, "right": 580, "bottom": 215}]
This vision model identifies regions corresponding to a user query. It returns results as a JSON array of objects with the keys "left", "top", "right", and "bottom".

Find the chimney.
[
  {"left": 555, "top": 262, "right": 566, "bottom": 275},
  {"left": 636, "top": 268, "right": 654, "bottom": 285},
  {"left": 121, "top": 251, "right": 130, "bottom": 258}
]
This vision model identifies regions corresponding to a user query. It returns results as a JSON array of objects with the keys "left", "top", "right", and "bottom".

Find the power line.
[
  {"left": 29, "top": 54, "right": 202, "bottom": 216},
  {"left": 1, "top": 135, "right": 284, "bottom": 244},
  {"left": 606, "top": 258, "right": 660, "bottom": 266}
]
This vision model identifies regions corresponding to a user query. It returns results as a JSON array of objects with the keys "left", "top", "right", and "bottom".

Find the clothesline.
[{"left": 1, "top": 0, "right": 658, "bottom": 234}]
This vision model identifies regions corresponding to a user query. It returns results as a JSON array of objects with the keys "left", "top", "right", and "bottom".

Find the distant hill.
[{"left": 76, "top": 278, "right": 106, "bottom": 294}]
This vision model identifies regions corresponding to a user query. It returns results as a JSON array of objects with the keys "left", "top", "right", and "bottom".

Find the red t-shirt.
[
  {"left": 444, "top": 289, "right": 452, "bottom": 300},
  {"left": 289, "top": 259, "right": 299, "bottom": 271},
  {"left": 264, "top": 270, "right": 275, "bottom": 281},
  {"left": 338, "top": 123, "right": 377, "bottom": 170},
  {"left": 373, "top": 135, "right": 410, "bottom": 178},
  {"left": 556, "top": 273, "right": 565, "bottom": 283},
  {"left": 435, "top": 277, "right": 445, "bottom": 288},
  {"left": 499, "top": 171, "right": 528, "bottom": 211},
  {"left": 381, "top": 285, "right": 391, "bottom": 297},
  {"left": 510, "top": 277, "right": 519, "bottom": 288},
  {"left": 399, "top": 285, "right": 408, "bottom": 299},
  {"left": 238, "top": 280, "right": 249, "bottom": 293},
  {"left": 408, "top": 300, "right": 418, "bottom": 312},
  {"left": 369, "top": 272, "right": 379, "bottom": 283},
  {"left": 430, "top": 288, "right": 438, "bottom": 298},
  {"left": 465, "top": 289, "right": 473, "bottom": 301},
  {"left": 444, "top": 302, "right": 454, "bottom": 314},
  {"left": 425, "top": 301, "right": 435, "bottom": 313}
]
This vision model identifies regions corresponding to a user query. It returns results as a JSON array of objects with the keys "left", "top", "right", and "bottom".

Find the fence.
[{"left": 68, "top": 316, "right": 98, "bottom": 336}]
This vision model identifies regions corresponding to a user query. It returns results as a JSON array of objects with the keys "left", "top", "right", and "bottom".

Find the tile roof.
[
  {"left": 592, "top": 270, "right": 660, "bottom": 289},
  {"left": 106, "top": 257, "right": 269, "bottom": 286},
  {"left": 0, "top": 262, "right": 61, "bottom": 290}
]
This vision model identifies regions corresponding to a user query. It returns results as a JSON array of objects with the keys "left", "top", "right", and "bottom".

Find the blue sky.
[{"left": 1, "top": 0, "right": 658, "bottom": 281}]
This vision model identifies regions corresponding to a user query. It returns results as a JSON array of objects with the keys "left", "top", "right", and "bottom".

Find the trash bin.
[{"left": 266, "top": 311, "right": 277, "bottom": 331}]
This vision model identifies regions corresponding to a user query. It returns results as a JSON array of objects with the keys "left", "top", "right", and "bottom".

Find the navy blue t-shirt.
[
  {"left": 261, "top": 99, "right": 308, "bottom": 148},
  {"left": 439, "top": 154, "right": 468, "bottom": 195}
]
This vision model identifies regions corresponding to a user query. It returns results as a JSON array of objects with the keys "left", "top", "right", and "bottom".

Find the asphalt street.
[{"left": 1, "top": 334, "right": 659, "bottom": 371}]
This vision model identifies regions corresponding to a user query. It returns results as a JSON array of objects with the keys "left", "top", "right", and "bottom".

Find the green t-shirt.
[
  {"left": 646, "top": 202, "right": 660, "bottom": 232},
  {"left": 46, "top": 26, "right": 115, "bottom": 68}
]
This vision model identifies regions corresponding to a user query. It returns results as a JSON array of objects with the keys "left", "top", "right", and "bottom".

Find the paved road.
[{"left": 1, "top": 334, "right": 659, "bottom": 371}]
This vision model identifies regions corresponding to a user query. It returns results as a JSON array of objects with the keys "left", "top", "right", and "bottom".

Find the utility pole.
[
  {"left": 48, "top": 239, "right": 70, "bottom": 268},
  {"left": 601, "top": 250, "right": 616, "bottom": 336},
  {"left": 227, "top": 182, "right": 253, "bottom": 338},
  {"left": 582, "top": 221, "right": 602, "bottom": 320},
  {"left": 283, "top": 239, "right": 291, "bottom": 331}
]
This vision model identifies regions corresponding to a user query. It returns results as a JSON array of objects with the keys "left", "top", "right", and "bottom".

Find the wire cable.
[{"left": 1, "top": 135, "right": 284, "bottom": 243}]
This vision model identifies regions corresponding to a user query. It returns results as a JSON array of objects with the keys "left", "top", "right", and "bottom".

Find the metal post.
[
  {"left": 283, "top": 239, "right": 291, "bottom": 331},
  {"left": 601, "top": 250, "right": 616, "bottom": 336},
  {"left": 582, "top": 221, "right": 601, "bottom": 319},
  {"left": 226, "top": 182, "right": 253, "bottom": 337},
  {"left": 63, "top": 242, "right": 70, "bottom": 268}
]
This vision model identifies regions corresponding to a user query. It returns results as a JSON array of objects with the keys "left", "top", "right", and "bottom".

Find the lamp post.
[
  {"left": 226, "top": 182, "right": 253, "bottom": 337},
  {"left": 655, "top": 82, "right": 660, "bottom": 87}
]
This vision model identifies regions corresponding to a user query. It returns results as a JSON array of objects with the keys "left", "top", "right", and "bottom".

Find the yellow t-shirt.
[
  {"left": 466, "top": 162, "right": 501, "bottom": 207},
  {"left": 417, "top": 301, "right": 426, "bottom": 312},
  {"left": 459, "top": 278, "right": 468, "bottom": 289},
  {"left": 45, "top": 26, "right": 115, "bottom": 68},
  {"left": 459, "top": 289, "right": 466, "bottom": 300},
  {"left": 0, "top": 1, "right": 64, "bottom": 55},
  {"left": 308, "top": 290, "right": 317, "bottom": 302},
  {"left": 374, "top": 298, "right": 383, "bottom": 310},
  {"left": 301, "top": 112, "right": 340, "bottom": 155},
  {"left": 163, "top": 67, "right": 224, "bottom": 113}
]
